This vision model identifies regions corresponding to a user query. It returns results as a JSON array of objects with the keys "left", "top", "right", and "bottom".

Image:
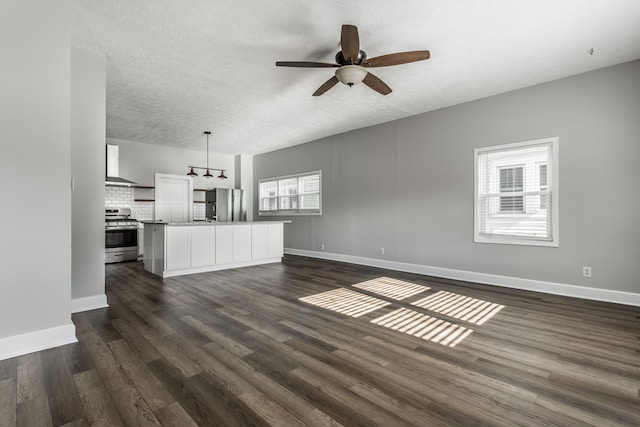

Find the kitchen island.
[{"left": 143, "top": 221, "right": 288, "bottom": 278}]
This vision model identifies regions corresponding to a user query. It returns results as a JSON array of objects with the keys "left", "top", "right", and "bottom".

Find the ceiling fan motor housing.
[{"left": 335, "top": 50, "right": 367, "bottom": 65}]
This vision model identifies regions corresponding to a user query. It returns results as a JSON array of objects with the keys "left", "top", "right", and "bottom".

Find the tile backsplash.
[{"left": 105, "top": 186, "right": 205, "bottom": 221}]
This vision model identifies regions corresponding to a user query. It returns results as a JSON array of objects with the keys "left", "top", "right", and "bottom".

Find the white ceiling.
[{"left": 71, "top": 0, "right": 640, "bottom": 155}]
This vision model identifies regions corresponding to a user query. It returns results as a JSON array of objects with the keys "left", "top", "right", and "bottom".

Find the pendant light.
[
  {"left": 203, "top": 131, "right": 213, "bottom": 178},
  {"left": 186, "top": 131, "right": 227, "bottom": 178}
]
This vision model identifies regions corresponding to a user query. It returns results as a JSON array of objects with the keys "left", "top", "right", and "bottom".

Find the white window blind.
[
  {"left": 259, "top": 171, "right": 322, "bottom": 216},
  {"left": 499, "top": 166, "right": 524, "bottom": 212},
  {"left": 474, "top": 137, "right": 558, "bottom": 246},
  {"left": 538, "top": 163, "right": 548, "bottom": 209}
]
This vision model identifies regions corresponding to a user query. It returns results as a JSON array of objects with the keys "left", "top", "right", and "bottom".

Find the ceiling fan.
[{"left": 276, "top": 24, "right": 430, "bottom": 96}]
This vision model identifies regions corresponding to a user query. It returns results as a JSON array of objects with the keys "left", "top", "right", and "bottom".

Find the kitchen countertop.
[{"left": 140, "top": 220, "right": 291, "bottom": 226}]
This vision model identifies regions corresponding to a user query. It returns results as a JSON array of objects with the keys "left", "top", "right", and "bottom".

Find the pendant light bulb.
[
  {"left": 187, "top": 167, "right": 198, "bottom": 177},
  {"left": 218, "top": 170, "right": 227, "bottom": 179}
]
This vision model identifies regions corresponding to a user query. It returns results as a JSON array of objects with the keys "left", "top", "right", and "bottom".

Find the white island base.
[{"left": 143, "top": 222, "right": 286, "bottom": 278}]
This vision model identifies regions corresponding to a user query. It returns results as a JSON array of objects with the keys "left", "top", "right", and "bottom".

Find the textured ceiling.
[{"left": 71, "top": 0, "right": 640, "bottom": 155}]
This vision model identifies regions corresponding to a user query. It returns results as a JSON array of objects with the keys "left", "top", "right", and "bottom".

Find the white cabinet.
[
  {"left": 190, "top": 226, "right": 215, "bottom": 267},
  {"left": 145, "top": 222, "right": 287, "bottom": 278},
  {"left": 251, "top": 224, "right": 269, "bottom": 260},
  {"left": 144, "top": 224, "right": 165, "bottom": 275},
  {"left": 252, "top": 223, "right": 284, "bottom": 260},
  {"left": 267, "top": 223, "right": 284, "bottom": 258},
  {"left": 165, "top": 227, "right": 190, "bottom": 271},
  {"left": 233, "top": 224, "right": 252, "bottom": 262},
  {"left": 138, "top": 225, "right": 144, "bottom": 257},
  {"left": 215, "top": 225, "right": 233, "bottom": 265},
  {"left": 217, "top": 224, "right": 271, "bottom": 265},
  {"left": 166, "top": 226, "right": 217, "bottom": 270}
]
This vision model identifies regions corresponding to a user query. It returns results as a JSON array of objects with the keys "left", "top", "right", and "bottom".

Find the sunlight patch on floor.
[
  {"left": 299, "top": 284, "right": 505, "bottom": 348},
  {"left": 411, "top": 291, "right": 504, "bottom": 325},
  {"left": 299, "top": 288, "right": 391, "bottom": 317},
  {"left": 352, "top": 277, "right": 430, "bottom": 300},
  {"left": 371, "top": 307, "right": 473, "bottom": 347}
]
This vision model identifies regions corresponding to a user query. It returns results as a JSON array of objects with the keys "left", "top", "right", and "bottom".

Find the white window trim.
[
  {"left": 474, "top": 137, "right": 559, "bottom": 247},
  {"left": 258, "top": 170, "right": 322, "bottom": 216}
]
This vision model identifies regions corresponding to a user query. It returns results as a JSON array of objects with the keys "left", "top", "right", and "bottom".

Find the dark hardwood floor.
[{"left": 1, "top": 255, "right": 639, "bottom": 426}]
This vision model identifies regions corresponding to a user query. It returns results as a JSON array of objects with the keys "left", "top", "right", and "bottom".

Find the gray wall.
[
  {"left": 235, "top": 154, "right": 254, "bottom": 221},
  {"left": 71, "top": 47, "right": 106, "bottom": 302},
  {"left": 0, "top": 0, "right": 73, "bottom": 337},
  {"left": 254, "top": 60, "right": 640, "bottom": 294}
]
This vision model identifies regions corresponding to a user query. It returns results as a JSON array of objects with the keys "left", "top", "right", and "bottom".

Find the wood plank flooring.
[{"left": 1, "top": 255, "right": 639, "bottom": 426}]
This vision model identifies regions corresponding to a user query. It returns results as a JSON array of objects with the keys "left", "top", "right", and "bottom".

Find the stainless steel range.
[{"left": 105, "top": 208, "right": 138, "bottom": 263}]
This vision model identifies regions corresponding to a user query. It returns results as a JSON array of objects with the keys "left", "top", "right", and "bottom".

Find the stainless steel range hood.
[{"left": 106, "top": 144, "right": 137, "bottom": 187}]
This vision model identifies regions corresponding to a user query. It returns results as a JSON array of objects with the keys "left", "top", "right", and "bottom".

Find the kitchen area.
[
  {"left": 104, "top": 141, "right": 287, "bottom": 278},
  {"left": 103, "top": 141, "right": 236, "bottom": 263}
]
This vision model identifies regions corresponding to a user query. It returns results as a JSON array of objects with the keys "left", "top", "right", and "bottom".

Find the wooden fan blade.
[
  {"left": 362, "top": 72, "right": 392, "bottom": 95},
  {"left": 341, "top": 24, "right": 360, "bottom": 63},
  {"left": 363, "top": 50, "right": 430, "bottom": 67},
  {"left": 312, "top": 76, "right": 339, "bottom": 96},
  {"left": 276, "top": 61, "right": 339, "bottom": 68}
]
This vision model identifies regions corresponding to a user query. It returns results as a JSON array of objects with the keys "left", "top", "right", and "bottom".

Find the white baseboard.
[
  {"left": 0, "top": 323, "right": 77, "bottom": 361},
  {"left": 71, "top": 294, "right": 109, "bottom": 313},
  {"left": 162, "top": 258, "right": 283, "bottom": 278},
  {"left": 285, "top": 248, "right": 640, "bottom": 307}
]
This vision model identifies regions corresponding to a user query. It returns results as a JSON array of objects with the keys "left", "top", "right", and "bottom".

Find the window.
[
  {"left": 538, "top": 163, "right": 548, "bottom": 209},
  {"left": 259, "top": 171, "right": 321, "bottom": 216},
  {"left": 474, "top": 137, "right": 558, "bottom": 246},
  {"left": 499, "top": 165, "right": 524, "bottom": 212}
]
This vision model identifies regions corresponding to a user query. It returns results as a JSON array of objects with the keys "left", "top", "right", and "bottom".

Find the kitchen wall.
[
  {"left": 0, "top": 0, "right": 76, "bottom": 359},
  {"left": 105, "top": 138, "right": 236, "bottom": 220},
  {"left": 110, "top": 138, "right": 236, "bottom": 188},
  {"left": 254, "top": 60, "right": 640, "bottom": 304},
  {"left": 105, "top": 186, "right": 204, "bottom": 221},
  {"left": 106, "top": 186, "right": 153, "bottom": 220}
]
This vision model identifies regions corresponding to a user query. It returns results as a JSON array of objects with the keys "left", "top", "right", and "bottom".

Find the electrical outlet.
[
  {"left": 379, "top": 247, "right": 385, "bottom": 255},
  {"left": 320, "top": 244, "right": 324, "bottom": 251},
  {"left": 583, "top": 266, "right": 592, "bottom": 277}
]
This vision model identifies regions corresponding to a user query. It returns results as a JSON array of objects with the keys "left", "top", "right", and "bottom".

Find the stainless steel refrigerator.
[{"left": 206, "top": 188, "right": 247, "bottom": 222}]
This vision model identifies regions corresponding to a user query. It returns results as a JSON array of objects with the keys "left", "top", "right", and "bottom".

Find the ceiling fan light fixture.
[{"left": 335, "top": 65, "right": 368, "bottom": 86}]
